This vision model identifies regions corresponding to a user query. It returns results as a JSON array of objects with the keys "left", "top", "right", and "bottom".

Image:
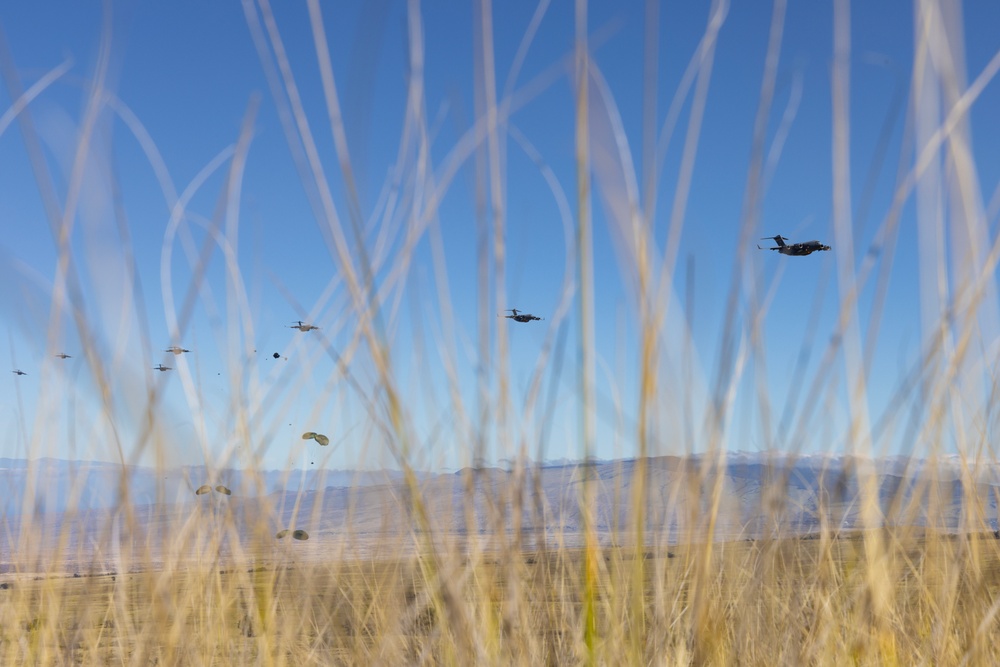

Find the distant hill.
[
  {"left": 0, "top": 457, "right": 402, "bottom": 516},
  {"left": 2, "top": 453, "right": 999, "bottom": 570}
]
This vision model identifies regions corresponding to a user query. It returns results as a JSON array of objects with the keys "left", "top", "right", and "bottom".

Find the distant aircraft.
[
  {"left": 54, "top": 353, "right": 71, "bottom": 359},
  {"left": 289, "top": 320, "right": 319, "bottom": 332},
  {"left": 153, "top": 364, "right": 171, "bottom": 372},
  {"left": 758, "top": 235, "right": 831, "bottom": 256},
  {"left": 12, "top": 370, "right": 26, "bottom": 376},
  {"left": 501, "top": 309, "right": 543, "bottom": 323},
  {"left": 164, "top": 346, "right": 190, "bottom": 355}
]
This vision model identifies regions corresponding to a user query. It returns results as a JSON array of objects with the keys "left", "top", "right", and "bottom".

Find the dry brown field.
[{"left": 3, "top": 530, "right": 1000, "bottom": 665}]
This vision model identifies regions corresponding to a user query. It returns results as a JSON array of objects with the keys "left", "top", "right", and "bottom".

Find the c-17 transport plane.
[
  {"left": 758, "top": 235, "right": 831, "bottom": 256},
  {"left": 501, "top": 309, "right": 543, "bottom": 323}
]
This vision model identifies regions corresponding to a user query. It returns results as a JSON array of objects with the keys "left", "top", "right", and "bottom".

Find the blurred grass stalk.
[{"left": 572, "top": 0, "right": 599, "bottom": 662}]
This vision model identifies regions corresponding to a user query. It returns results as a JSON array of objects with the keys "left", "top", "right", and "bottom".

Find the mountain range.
[{"left": 2, "top": 453, "right": 999, "bottom": 571}]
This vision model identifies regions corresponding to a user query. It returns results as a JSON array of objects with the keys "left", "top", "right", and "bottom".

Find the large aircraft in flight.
[
  {"left": 501, "top": 309, "right": 543, "bottom": 323},
  {"left": 758, "top": 235, "right": 831, "bottom": 256}
]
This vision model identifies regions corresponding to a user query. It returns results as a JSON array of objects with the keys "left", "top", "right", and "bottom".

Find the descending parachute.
[{"left": 302, "top": 431, "right": 330, "bottom": 446}]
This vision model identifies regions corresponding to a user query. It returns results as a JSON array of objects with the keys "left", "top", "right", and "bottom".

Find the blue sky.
[{"left": 2, "top": 1, "right": 1000, "bottom": 470}]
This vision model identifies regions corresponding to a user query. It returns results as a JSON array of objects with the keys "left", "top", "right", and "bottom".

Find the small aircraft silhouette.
[
  {"left": 54, "top": 353, "right": 71, "bottom": 359},
  {"left": 164, "top": 346, "right": 190, "bottom": 355},
  {"left": 153, "top": 364, "right": 171, "bottom": 372},
  {"left": 501, "top": 309, "right": 543, "bottom": 323},
  {"left": 289, "top": 320, "right": 319, "bottom": 332},
  {"left": 12, "top": 370, "right": 26, "bottom": 376},
  {"left": 758, "top": 235, "right": 831, "bottom": 256}
]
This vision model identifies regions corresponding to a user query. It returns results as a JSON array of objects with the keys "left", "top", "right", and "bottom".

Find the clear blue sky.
[{"left": 2, "top": 1, "right": 1000, "bottom": 470}]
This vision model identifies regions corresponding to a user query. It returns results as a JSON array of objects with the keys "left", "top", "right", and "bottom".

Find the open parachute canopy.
[{"left": 302, "top": 431, "right": 329, "bottom": 446}]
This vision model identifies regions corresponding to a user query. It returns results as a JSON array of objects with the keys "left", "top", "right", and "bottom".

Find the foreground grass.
[
  {"left": 4, "top": 0, "right": 999, "bottom": 664},
  {"left": 2, "top": 531, "right": 1000, "bottom": 665}
]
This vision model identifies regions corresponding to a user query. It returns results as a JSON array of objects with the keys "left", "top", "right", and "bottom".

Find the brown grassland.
[{"left": 3, "top": 532, "right": 1000, "bottom": 665}]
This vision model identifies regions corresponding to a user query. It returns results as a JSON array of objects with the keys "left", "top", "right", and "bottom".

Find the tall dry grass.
[{"left": 2, "top": 0, "right": 1000, "bottom": 664}]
